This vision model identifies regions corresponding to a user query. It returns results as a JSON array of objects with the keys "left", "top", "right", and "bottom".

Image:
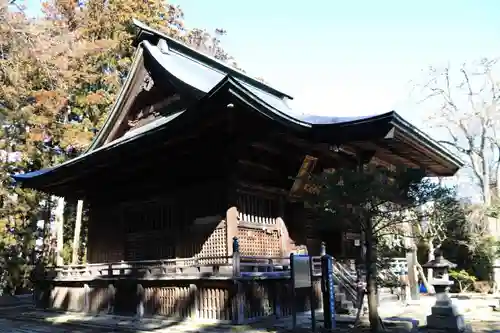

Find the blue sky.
[
  {"left": 163, "top": 0, "right": 500, "bottom": 199},
  {"left": 164, "top": 0, "right": 500, "bottom": 127},
  {"left": 21, "top": 0, "right": 500, "bottom": 197},
  {"left": 23, "top": 0, "right": 500, "bottom": 125}
]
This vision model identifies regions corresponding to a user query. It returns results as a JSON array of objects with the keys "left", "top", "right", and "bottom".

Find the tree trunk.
[
  {"left": 41, "top": 196, "right": 52, "bottom": 262},
  {"left": 496, "top": 155, "right": 500, "bottom": 199},
  {"left": 364, "top": 220, "right": 382, "bottom": 333},
  {"left": 482, "top": 147, "right": 491, "bottom": 206},
  {"left": 426, "top": 241, "right": 436, "bottom": 294},
  {"left": 406, "top": 245, "right": 419, "bottom": 300},
  {"left": 427, "top": 240, "right": 434, "bottom": 281},
  {"left": 54, "top": 196, "right": 65, "bottom": 266},
  {"left": 71, "top": 200, "right": 83, "bottom": 265},
  {"left": 416, "top": 261, "right": 433, "bottom": 294}
]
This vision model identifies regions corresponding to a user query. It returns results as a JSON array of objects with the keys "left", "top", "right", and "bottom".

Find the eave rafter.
[{"left": 350, "top": 141, "right": 422, "bottom": 170}]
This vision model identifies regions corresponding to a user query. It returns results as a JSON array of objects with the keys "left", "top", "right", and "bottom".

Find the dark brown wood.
[
  {"left": 34, "top": 58, "right": 448, "bottom": 325},
  {"left": 40, "top": 274, "right": 322, "bottom": 323},
  {"left": 104, "top": 54, "right": 149, "bottom": 145}
]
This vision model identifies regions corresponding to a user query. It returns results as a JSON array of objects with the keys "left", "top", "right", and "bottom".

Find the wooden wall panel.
[
  {"left": 237, "top": 227, "right": 281, "bottom": 257},
  {"left": 87, "top": 204, "right": 124, "bottom": 263},
  {"left": 87, "top": 181, "right": 229, "bottom": 263}
]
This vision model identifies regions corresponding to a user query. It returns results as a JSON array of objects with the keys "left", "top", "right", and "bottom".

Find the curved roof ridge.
[
  {"left": 297, "top": 111, "right": 396, "bottom": 126},
  {"left": 86, "top": 47, "right": 145, "bottom": 152},
  {"left": 223, "top": 77, "right": 311, "bottom": 128},
  {"left": 132, "top": 19, "right": 293, "bottom": 100}
]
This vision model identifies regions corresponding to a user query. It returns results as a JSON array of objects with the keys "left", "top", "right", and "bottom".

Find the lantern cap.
[{"left": 422, "top": 247, "right": 457, "bottom": 269}]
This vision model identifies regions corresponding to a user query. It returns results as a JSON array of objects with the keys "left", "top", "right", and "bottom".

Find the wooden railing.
[
  {"left": 46, "top": 256, "right": 231, "bottom": 280},
  {"left": 40, "top": 253, "right": 364, "bottom": 317},
  {"left": 41, "top": 255, "right": 325, "bottom": 281}
]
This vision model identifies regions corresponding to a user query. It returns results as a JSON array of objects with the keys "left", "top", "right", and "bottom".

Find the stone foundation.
[
  {"left": 37, "top": 277, "right": 322, "bottom": 324},
  {"left": 426, "top": 294, "right": 466, "bottom": 333}
]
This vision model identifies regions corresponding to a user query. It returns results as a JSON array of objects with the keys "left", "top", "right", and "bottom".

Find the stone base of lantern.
[{"left": 426, "top": 293, "right": 467, "bottom": 333}]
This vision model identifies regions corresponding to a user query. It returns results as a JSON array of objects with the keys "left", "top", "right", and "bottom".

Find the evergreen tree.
[{"left": 304, "top": 164, "right": 442, "bottom": 333}]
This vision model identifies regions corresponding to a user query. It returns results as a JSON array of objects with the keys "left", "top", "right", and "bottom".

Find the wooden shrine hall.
[{"left": 14, "top": 20, "right": 462, "bottom": 323}]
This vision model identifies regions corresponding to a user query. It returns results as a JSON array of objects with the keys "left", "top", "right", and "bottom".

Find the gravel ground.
[
  {"left": 0, "top": 296, "right": 499, "bottom": 333},
  {"left": 0, "top": 318, "right": 119, "bottom": 333}
]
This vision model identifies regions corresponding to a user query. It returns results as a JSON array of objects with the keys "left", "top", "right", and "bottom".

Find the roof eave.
[
  {"left": 11, "top": 78, "right": 310, "bottom": 194},
  {"left": 307, "top": 112, "right": 396, "bottom": 144},
  {"left": 389, "top": 114, "right": 464, "bottom": 175}
]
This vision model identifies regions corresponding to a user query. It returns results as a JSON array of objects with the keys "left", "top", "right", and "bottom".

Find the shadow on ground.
[{"left": 5, "top": 303, "right": 500, "bottom": 333}]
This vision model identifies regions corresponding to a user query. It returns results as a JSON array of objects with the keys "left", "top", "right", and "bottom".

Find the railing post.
[
  {"left": 321, "top": 254, "right": 336, "bottom": 330},
  {"left": 194, "top": 257, "right": 200, "bottom": 273},
  {"left": 320, "top": 241, "right": 326, "bottom": 256},
  {"left": 231, "top": 236, "right": 243, "bottom": 324},
  {"left": 232, "top": 236, "right": 240, "bottom": 277},
  {"left": 161, "top": 260, "right": 166, "bottom": 275}
]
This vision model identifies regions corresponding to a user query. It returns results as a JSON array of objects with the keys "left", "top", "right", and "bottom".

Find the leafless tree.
[{"left": 415, "top": 59, "right": 500, "bottom": 205}]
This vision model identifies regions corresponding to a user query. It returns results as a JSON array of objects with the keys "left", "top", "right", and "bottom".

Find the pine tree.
[{"left": 304, "top": 165, "right": 441, "bottom": 333}]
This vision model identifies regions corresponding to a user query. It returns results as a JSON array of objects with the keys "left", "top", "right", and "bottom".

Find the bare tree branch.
[{"left": 416, "top": 60, "right": 500, "bottom": 204}]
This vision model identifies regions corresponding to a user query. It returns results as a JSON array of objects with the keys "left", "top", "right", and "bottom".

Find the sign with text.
[
  {"left": 344, "top": 232, "right": 360, "bottom": 240},
  {"left": 289, "top": 155, "right": 318, "bottom": 196},
  {"left": 321, "top": 254, "right": 336, "bottom": 329},
  {"left": 292, "top": 255, "right": 312, "bottom": 289}
]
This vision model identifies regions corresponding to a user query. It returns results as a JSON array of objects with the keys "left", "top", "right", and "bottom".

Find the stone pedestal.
[{"left": 426, "top": 282, "right": 466, "bottom": 333}]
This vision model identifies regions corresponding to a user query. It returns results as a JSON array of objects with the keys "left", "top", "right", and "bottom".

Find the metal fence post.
[{"left": 321, "top": 254, "right": 336, "bottom": 329}]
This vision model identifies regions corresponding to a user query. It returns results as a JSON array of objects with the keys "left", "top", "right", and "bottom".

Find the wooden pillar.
[
  {"left": 225, "top": 102, "right": 239, "bottom": 258},
  {"left": 72, "top": 200, "right": 84, "bottom": 264},
  {"left": 83, "top": 283, "right": 90, "bottom": 312},
  {"left": 226, "top": 205, "right": 238, "bottom": 257},
  {"left": 278, "top": 197, "right": 287, "bottom": 256},
  {"left": 54, "top": 196, "right": 65, "bottom": 266},
  {"left": 137, "top": 283, "right": 145, "bottom": 319},
  {"left": 225, "top": 175, "right": 239, "bottom": 257},
  {"left": 107, "top": 284, "right": 115, "bottom": 314},
  {"left": 189, "top": 284, "right": 198, "bottom": 319}
]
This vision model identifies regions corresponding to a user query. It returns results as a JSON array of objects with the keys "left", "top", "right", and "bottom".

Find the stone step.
[
  {"left": 334, "top": 293, "right": 356, "bottom": 315},
  {"left": 335, "top": 292, "right": 348, "bottom": 302}
]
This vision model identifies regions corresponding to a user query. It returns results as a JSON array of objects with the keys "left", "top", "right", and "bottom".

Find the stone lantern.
[
  {"left": 422, "top": 248, "right": 467, "bottom": 333},
  {"left": 422, "top": 247, "right": 456, "bottom": 294}
]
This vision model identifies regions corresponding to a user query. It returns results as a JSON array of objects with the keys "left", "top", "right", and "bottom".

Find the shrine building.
[{"left": 13, "top": 20, "right": 462, "bottom": 323}]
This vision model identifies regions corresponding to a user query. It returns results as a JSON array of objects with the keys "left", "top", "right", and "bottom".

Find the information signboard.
[
  {"left": 292, "top": 255, "right": 312, "bottom": 289},
  {"left": 290, "top": 253, "right": 315, "bottom": 331},
  {"left": 344, "top": 232, "right": 360, "bottom": 240}
]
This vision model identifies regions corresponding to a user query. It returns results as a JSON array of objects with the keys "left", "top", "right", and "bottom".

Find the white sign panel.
[{"left": 293, "top": 255, "right": 312, "bottom": 289}]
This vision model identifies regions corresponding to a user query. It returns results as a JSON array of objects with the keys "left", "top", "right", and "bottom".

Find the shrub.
[{"left": 449, "top": 269, "right": 477, "bottom": 293}]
